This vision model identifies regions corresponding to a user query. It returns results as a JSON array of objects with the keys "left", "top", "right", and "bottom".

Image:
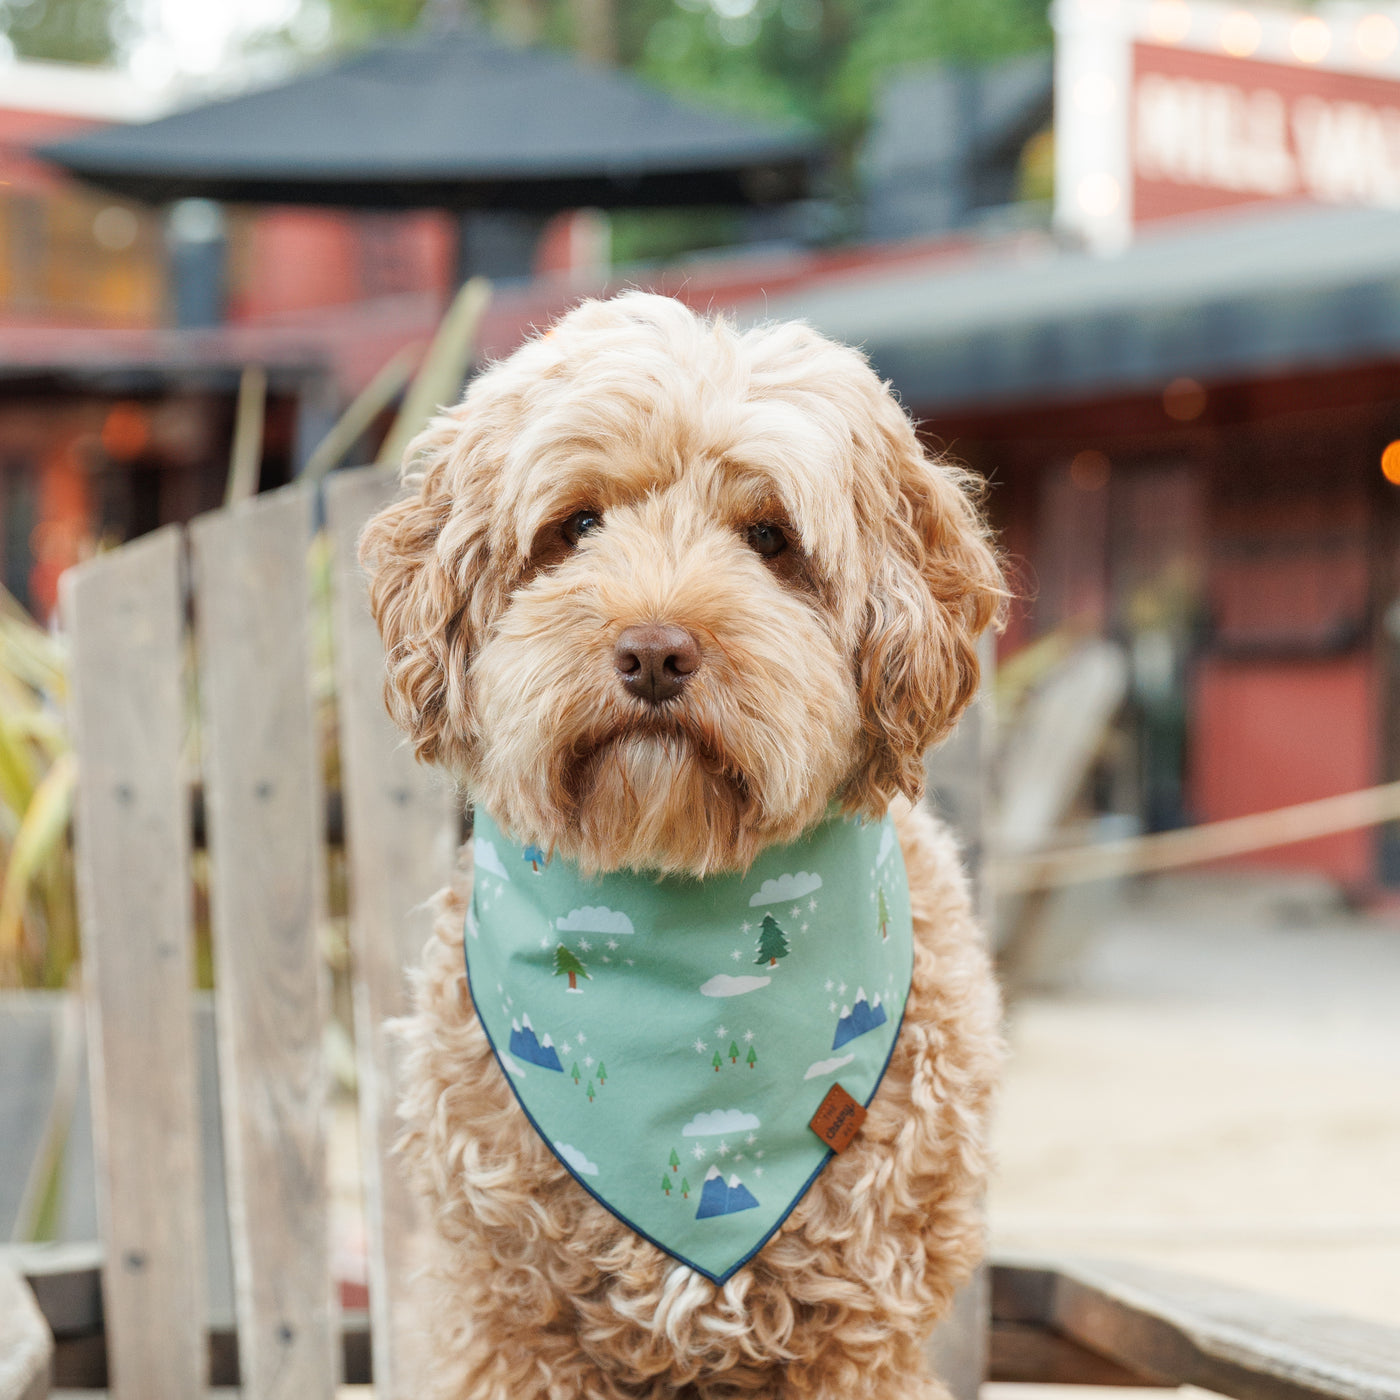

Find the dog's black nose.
[{"left": 614, "top": 624, "right": 700, "bottom": 704}]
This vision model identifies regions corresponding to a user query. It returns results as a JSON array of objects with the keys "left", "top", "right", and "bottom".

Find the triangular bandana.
[{"left": 464, "top": 806, "right": 914, "bottom": 1284}]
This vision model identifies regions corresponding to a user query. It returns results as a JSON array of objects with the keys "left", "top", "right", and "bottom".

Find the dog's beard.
[{"left": 467, "top": 596, "right": 859, "bottom": 877}]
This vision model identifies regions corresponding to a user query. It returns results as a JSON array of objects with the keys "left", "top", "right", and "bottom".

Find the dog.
[{"left": 361, "top": 292, "right": 1004, "bottom": 1400}]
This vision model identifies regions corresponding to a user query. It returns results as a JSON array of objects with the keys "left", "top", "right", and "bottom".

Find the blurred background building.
[{"left": 6, "top": 0, "right": 1400, "bottom": 889}]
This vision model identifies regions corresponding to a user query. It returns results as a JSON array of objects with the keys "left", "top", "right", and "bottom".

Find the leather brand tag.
[{"left": 808, "top": 1082, "right": 866, "bottom": 1153}]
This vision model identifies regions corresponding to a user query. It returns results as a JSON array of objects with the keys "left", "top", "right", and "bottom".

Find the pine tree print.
[
  {"left": 711, "top": 1050, "right": 722, "bottom": 1072},
  {"left": 877, "top": 886, "right": 890, "bottom": 941},
  {"left": 662, "top": 1175, "right": 672, "bottom": 1196},
  {"left": 728, "top": 1040, "right": 740, "bottom": 1063},
  {"left": 669, "top": 1148, "right": 681, "bottom": 1174},
  {"left": 746, "top": 1045, "right": 757, "bottom": 1069},
  {"left": 570, "top": 1062, "right": 581, "bottom": 1084},
  {"left": 598, "top": 1062, "right": 608, "bottom": 1085},
  {"left": 681, "top": 1177, "right": 691, "bottom": 1198},
  {"left": 586, "top": 1079, "right": 596, "bottom": 1102},
  {"left": 754, "top": 913, "right": 790, "bottom": 967},
  {"left": 554, "top": 942, "right": 590, "bottom": 992}
]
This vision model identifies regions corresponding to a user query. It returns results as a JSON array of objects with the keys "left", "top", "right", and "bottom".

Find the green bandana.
[{"left": 464, "top": 806, "right": 914, "bottom": 1284}]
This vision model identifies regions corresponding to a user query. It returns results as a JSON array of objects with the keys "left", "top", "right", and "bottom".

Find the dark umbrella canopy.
[{"left": 38, "top": 27, "right": 820, "bottom": 210}]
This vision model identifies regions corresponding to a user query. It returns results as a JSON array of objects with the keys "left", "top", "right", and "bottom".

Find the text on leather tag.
[{"left": 809, "top": 1082, "right": 866, "bottom": 1152}]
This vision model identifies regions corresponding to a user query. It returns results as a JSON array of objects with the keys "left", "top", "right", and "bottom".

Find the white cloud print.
[
  {"left": 804, "top": 1053, "right": 855, "bottom": 1081},
  {"left": 749, "top": 871, "right": 822, "bottom": 907},
  {"left": 473, "top": 838, "right": 510, "bottom": 881},
  {"left": 682, "top": 1109, "right": 761, "bottom": 1137},
  {"left": 700, "top": 974, "right": 770, "bottom": 998},
  {"left": 554, "top": 1142, "right": 599, "bottom": 1176},
  {"left": 556, "top": 905, "right": 634, "bottom": 936}
]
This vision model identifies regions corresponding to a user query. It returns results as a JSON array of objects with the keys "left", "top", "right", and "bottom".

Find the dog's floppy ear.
[
  {"left": 359, "top": 405, "right": 498, "bottom": 771},
  {"left": 845, "top": 392, "right": 1003, "bottom": 816}
]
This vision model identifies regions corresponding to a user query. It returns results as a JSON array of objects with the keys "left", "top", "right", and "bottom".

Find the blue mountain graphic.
[
  {"left": 695, "top": 1166, "right": 760, "bottom": 1219},
  {"left": 831, "top": 989, "right": 888, "bottom": 1050},
  {"left": 508, "top": 1015, "right": 563, "bottom": 1072}
]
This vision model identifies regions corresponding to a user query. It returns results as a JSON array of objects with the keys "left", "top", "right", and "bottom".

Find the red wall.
[{"left": 1191, "top": 656, "right": 1376, "bottom": 885}]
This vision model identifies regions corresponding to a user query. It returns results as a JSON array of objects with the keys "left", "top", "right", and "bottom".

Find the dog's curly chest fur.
[{"left": 363, "top": 294, "right": 1004, "bottom": 1400}]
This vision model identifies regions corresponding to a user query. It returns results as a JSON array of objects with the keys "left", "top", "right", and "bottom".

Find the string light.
[
  {"left": 1382, "top": 441, "right": 1400, "bottom": 485},
  {"left": 1220, "top": 10, "right": 1262, "bottom": 56},
  {"left": 1291, "top": 16, "right": 1332, "bottom": 62},
  {"left": 1356, "top": 13, "right": 1399, "bottom": 62}
]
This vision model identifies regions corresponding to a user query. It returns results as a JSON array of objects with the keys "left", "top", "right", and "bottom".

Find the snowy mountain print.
[
  {"left": 508, "top": 1013, "right": 564, "bottom": 1071},
  {"left": 694, "top": 1165, "right": 760, "bottom": 1219},
  {"left": 831, "top": 988, "right": 888, "bottom": 1050}
]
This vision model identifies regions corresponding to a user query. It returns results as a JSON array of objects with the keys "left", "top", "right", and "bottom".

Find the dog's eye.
[
  {"left": 746, "top": 522, "right": 788, "bottom": 558},
  {"left": 561, "top": 510, "right": 602, "bottom": 546}
]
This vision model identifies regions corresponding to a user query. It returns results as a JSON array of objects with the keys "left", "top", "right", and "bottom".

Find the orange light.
[
  {"left": 1163, "top": 378, "right": 1207, "bottom": 421},
  {"left": 1070, "top": 450, "right": 1111, "bottom": 491},
  {"left": 100, "top": 402, "right": 150, "bottom": 460},
  {"left": 1220, "top": 10, "right": 1262, "bottom": 56},
  {"left": 1382, "top": 441, "right": 1400, "bottom": 484}
]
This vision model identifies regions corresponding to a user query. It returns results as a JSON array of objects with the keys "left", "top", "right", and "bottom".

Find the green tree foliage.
[
  {"left": 669, "top": 1147, "right": 680, "bottom": 1170},
  {"left": 754, "top": 913, "right": 789, "bottom": 967},
  {"left": 728, "top": 1039, "right": 740, "bottom": 1062},
  {"left": 553, "top": 941, "right": 591, "bottom": 989},
  {"left": 0, "top": 0, "right": 121, "bottom": 64},
  {"left": 746, "top": 1044, "right": 757, "bottom": 1068}
]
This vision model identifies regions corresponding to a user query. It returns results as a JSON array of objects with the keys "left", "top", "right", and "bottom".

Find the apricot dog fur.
[{"left": 361, "top": 292, "right": 1004, "bottom": 1400}]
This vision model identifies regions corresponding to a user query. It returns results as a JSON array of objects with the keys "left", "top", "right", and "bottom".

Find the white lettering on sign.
[{"left": 1135, "top": 72, "right": 1400, "bottom": 208}]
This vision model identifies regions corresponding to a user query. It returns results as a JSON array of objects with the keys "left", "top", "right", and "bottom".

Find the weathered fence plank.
[
  {"left": 190, "top": 487, "right": 336, "bottom": 1400},
  {"left": 62, "top": 528, "right": 206, "bottom": 1400},
  {"left": 325, "top": 465, "right": 459, "bottom": 1398}
]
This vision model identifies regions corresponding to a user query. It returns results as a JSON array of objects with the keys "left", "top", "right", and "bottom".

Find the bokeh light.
[
  {"left": 1077, "top": 173, "right": 1122, "bottom": 217},
  {"left": 1382, "top": 440, "right": 1400, "bottom": 484},
  {"left": 1147, "top": 1, "right": 1193, "bottom": 44},
  {"left": 1070, "top": 449, "right": 1111, "bottom": 490},
  {"left": 1291, "top": 17, "right": 1332, "bottom": 63},
  {"left": 1355, "top": 14, "right": 1399, "bottom": 62},
  {"left": 1220, "top": 11, "right": 1262, "bottom": 57},
  {"left": 1163, "top": 377, "right": 1207, "bottom": 421}
]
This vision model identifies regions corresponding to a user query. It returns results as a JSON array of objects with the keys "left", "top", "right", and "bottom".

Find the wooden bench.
[{"left": 3, "top": 467, "right": 1399, "bottom": 1400}]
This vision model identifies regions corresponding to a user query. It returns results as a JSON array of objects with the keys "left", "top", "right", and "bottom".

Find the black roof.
[{"left": 38, "top": 27, "right": 820, "bottom": 211}]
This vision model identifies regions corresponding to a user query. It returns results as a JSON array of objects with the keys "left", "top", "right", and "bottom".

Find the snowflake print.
[
  {"left": 755, "top": 1149, "right": 764, "bottom": 1158},
  {"left": 497, "top": 983, "right": 504, "bottom": 994},
  {"left": 825, "top": 980, "right": 834, "bottom": 992},
  {"left": 715, "top": 1025, "right": 727, "bottom": 1038},
  {"left": 506, "top": 996, "right": 513, "bottom": 1007},
  {"left": 625, "top": 958, "right": 635, "bottom": 966},
  {"left": 754, "top": 1166, "right": 764, "bottom": 1178},
  {"left": 692, "top": 1143, "right": 708, "bottom": 1161},
  {"left": 560, "top": 1042, "right": 572, "bottom": 1056},
  {"left": 578, "top": 938, "right": 592, "bottom": 953},
  {"left": 838, "top": 983, "right": 847, "bottom": 995},
  {"left": 733, "top": 1152, "right": 745, "bottom": 1162},
  {"left": 694, "top": 1038, "right": 708, "bottom": 1054},
  {"left": 743, "top": 1029, "right": 755, "bottom": 1043},
  {"left": 576, "top": 1033, "right": 587, "bottom": 1044},
  {"left": 808, "top": 897, "right": 818, "bottom": 912},
  {"left": 539, "top": 936, "right": 551, "bottom": 949},
  {"left": 607, "top": 939, "right": 619, "bottom": 951},
  {"left": 601, "top": 955, "right": 611, "bottom": 963},
  {"left": 500, "top": 1004, "right": 510, "bottom": 1017},
  {"left": 801, "top": 922, "right": 810, "bottom": 933},
  {"left": 790, "top": 905, "right": 802, "bottom": 917},
  {"left": 740, "top": 920, "right": 753, "bottom": 934},
  {"left": 717, "top": 1141, "right": 730, "bottom": 1158},
  {"left": 731, "top": 949, "right": 743, "bottom": 962},
  {"left": 829, "top": 1001, "right": 838, "bottom": 1013},
  {"left": 584, "top": 1055, "right": 594, "bottom": 1068}
]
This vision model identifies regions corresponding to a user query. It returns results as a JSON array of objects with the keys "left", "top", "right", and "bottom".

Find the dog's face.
[{"left": 361, "top": 293, "right": 1001, "bottom": 876}]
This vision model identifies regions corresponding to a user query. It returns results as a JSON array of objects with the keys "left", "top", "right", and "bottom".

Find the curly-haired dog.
[{"left": 361, "top": 292, "right": 1004, "bottom": 1400}]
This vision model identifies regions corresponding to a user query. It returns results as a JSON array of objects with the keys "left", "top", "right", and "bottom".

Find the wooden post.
[
  {"left": 63, "top": 528, "right": 207, "bottom": 1400},
  {"left": 325, "top": 466, "right": 460, "bottom": 1398}
]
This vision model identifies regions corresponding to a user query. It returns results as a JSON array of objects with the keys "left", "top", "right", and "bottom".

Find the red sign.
[{"left": 1132, "top": 41, "right": 1400, "bottom": 224}]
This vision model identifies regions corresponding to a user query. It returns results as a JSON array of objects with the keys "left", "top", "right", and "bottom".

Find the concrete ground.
[{"left": 988, "top": 870, "right": 1400, "bottom": 1328}]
